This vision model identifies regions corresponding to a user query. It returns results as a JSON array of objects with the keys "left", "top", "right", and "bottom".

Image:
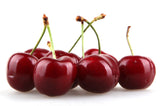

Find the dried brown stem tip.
[
  {"left": 93, "top": 13, "right": 106, "bottom": 21},
  {"left": 43, "top": 14, "right": 49, "bottom": 25},
  {"left": 76, "top": 16, "right": 86, "bottom": 22},
  {"left": 47, "top": 41, "right": 52, "bottom": 50},
  {"left": 47, "top": 41, "right": 51, "bottom": 47},
  {"left": 126, "top": 26, "right": 131, "bottom": 37}
]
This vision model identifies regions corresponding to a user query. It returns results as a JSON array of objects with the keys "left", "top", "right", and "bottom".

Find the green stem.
[
  {"left": 127, "top": 37, "right": 134, "bottom": 56},
  {"left": 68, "top": 21, "right": 94, "bottom": 53},
  {"left": 126, "top": 26, "right": 134, "bottom": 56},
  {"left": 30, "top": 26, "right": 46, "bottom": 55},
  {"left": 47, "top": 25, "right": 56, "bottom": 59},
  {"left": 85, "top": 21, "right": 101, "bottom": 54},
  {"left": 81, "top": 22, "right": 85, "bottom": 58}
]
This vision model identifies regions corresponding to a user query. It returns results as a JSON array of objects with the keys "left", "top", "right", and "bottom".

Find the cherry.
[
  {"left": 84, "top": 48, "right": 118, "bottom": 63},
  {"left": 118, "top": 26, "right": 156, "bottom": 89},
  {"left": 34, "top": 56, "right": 77, "bottom": 96},
  {"left": 84, "top": 49, "right": 119, "bottom": 87},
  {"left": 76, "top": 16, "right": 119, "bottom": 93},
  {"left": 46, "top": 41, "right": 80, "bottom": 88},
  {"left": 119, "top": 56, "right": 155, "bottom": 89},
  {"left": 46, "top": 50, "right": 80, "bottom": 64},
  {"left": 7, "top": 15, "right": 47, "bottom": 92},
  {"left": 78, "top": 55, "right": 116, "bottom": 93},
  {"left": 84, "top": 48, "right": 106, "bottom": 56},
  {"left": 65, "top": 14, "right": 107, "bottom": 89},
  {"left": 46, "top": 50, "right": 80, "bottom": 88},
  {"left": 7, "top": 53, "right": 38, "bottom": 92},
  {"left": 25, "top": 48, "right": 49, "bottom": 59},
  {"left": 33, "top": 15, "right": 77, "bottom": 96}
]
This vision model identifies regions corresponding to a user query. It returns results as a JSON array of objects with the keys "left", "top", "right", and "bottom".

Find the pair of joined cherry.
[{"left": 7, "top": 14, "right": 156, "bottom": 97}]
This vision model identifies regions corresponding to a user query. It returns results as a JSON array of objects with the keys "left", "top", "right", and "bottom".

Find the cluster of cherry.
[{"left": 7, "top": 14, "right": 156, "bottom": 96}]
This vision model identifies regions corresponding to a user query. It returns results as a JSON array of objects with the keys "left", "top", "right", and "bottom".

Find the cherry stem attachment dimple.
[
  {"left": 126, "top": 26, "right": 134, "bottom": 56},
  {"left": 30, "top": 16, "right": 47, "bottom": 55},
  {"left": 68, "top": 13, "right": 105, "bottom": 53},
  {"left": 44, "top": 14, "right": 56, "bottom": 59}
]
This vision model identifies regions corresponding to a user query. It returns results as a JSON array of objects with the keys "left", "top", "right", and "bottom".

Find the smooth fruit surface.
[
  {"left": 46, "top": 50, "right": 80, "bottom": 64},
  {"left": 77, "top": 55, "right": 115, "bottom": 93},
  {"left": 7, "top": 53, "right": 38, "bottom": 92},
  {"left": 100, "top": 54, "right": 120, "bottom": 87},
  {"left": 84, "top": 48, "right": 118, "bottom": 63},
  {"left": 119, "top": 56, "right": 156, "bottom": 89},
  {"left": 46, "top": 50, "right": 80, "bottom": 88},
  {"left": 84, "top": 48, "right": 106, "bottom": 56},
  {"left": 25, "top": 48, "right": 49, "bottom": 59},
  {"left": 34, "top": 56, "right": 77, "bottom": 96}
]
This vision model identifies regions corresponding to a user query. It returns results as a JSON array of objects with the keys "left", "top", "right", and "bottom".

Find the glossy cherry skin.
[
  {"left": 25, "top": 48, "right": 49, "bottom": 59},
  {"left": 34, "top": 56, "right": 77, "bottom": 96},
  {"left": 100, "top": 54, "right": 120, "bottom": 88},
  {"left": 46, "top": 50, "right": 80, "bottom": 64},
  {"left": 84, "top": 49, "right": 119, "bottom": 87},
  {"left": 119, "top": 56, "right": 156, "bottom": 89},
  {"left": 84, "top": 48, "right": 106, "bottom": 56},
  {"left": 7, "top": 53, "right": 38, "bottom": 92},
  {"left": 84, "top": 48, "right": 118, "bottom": 63},
  {"left": 46, "top": 50, "right": 80, "bottom": 88},
  {"left": 77, "top": 55, "right": 116, "bottom": 93}
]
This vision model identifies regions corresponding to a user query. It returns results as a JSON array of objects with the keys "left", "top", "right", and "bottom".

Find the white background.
[{"left": 0, "top": 0, "right": 162, "bottom": 106}]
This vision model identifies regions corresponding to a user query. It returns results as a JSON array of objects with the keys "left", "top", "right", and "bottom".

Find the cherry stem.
[
  {"left": 68, "top": 13, "right": 105, "bottom": 53},
  {"left": 76, "top": 16, "right": 85, "bottom": 58},
  {"left": 43, "top": 14, "right": 56, "bottom": 59},
  {"left": 30, "top": 16, "right": 47, "bottom": 55},
  {"left": 85, "top": 21, "right": 101, "bottom": 54},
  {"left": 81, "top": 22, "right": 85, "bottom": 58},
  {"left": 47, "top": 41, "right": 53, "bottom": 51},
  {"left": 126, "top": 26, "right": 134, "bottom": 56},
  {"left": 68, "top": 21, "right": 93, "bottom": 53},
  {"left": 47, "top": 25, "right": 56, "bottom": 59}
]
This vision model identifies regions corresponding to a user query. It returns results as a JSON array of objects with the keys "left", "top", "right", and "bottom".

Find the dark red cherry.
[
  {"left": 119, "top": 56, "right": 156, "bottom": 89},
  {"left": 84, "top": 49, "right": 119, "bottom": 87},
  {"left": 7, "top": 53, "right": 38, "bottom": 92},
  {"left": 46, "top": 50, "right": 80, "bottom": 88},
  {"left": 34, "top": 56, "right": 77, "bottom": 96},
  {"left": 84, "top": 48, "right": 106, "bottom": 56},
  {"left": 77, "top": 55, "right": 116, "bottom": 93},
  {"left": 84, "top": 48, "right": 118, "bottom": 63},
  {"left": 25, "top": 48, "right": 49, "bottom": 59},
  {"left": 46, "top": 50, "right": 80, "bottom": 64},
  {"left": 100, "top": 54, "right": 120, "bottom": 88}
]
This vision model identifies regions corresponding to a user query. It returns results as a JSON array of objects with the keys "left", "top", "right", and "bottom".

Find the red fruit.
[
  {"left": 77, "top": 55, "right": 118, "bottom": 93},
  {"left": 7, "top": 53, "right": 38, "bottom": 92},
  {"left": 84, "top": 49, "right": 119, "bottom": 87},
  {"left": 25, "top": 48, "right": 49, "bottom": 59},
  {"left": 84, "top": 48, "right": 106, "bottom": 56},
  {"left": 118, "top": 26, "right": 156, "bottom": 89},
  {"left": 46, "top": 50, "right": 80, "bottom": 64},
  {"left": 119, "top": 56, "right": 156, "bottom": 89},
  {"left": 100, "top": 54, "right": 120, "bottom": 87},
  {"left": 46, "top": 50, "right": 80, "bottom": 88},
  {"left": 34, "top": 56, "right": 77, "bottom": 96},
  {"left": 84, "top": 48, "right": 118, "bottom": 63}
]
